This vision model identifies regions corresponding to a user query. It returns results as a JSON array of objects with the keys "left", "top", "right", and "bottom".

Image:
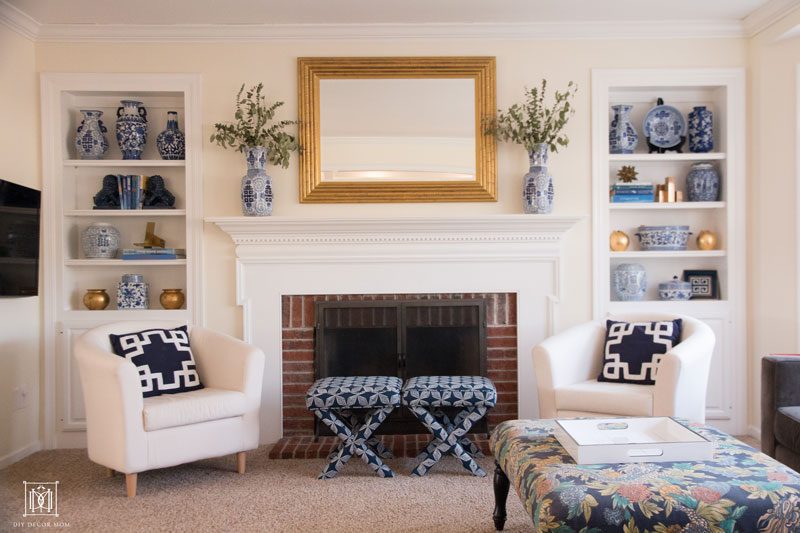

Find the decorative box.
[
  {"left": 635, "top": 225, "right": 691, "bottom": 251},
  {"left": 553, "top": 417, "right": 714, "bottom": 465},
  {"left": 117, "top": 274, "right": 149, "bottom": 309},
  {"left": 658, "top": 276, "right": 692, "bottom": 301}
]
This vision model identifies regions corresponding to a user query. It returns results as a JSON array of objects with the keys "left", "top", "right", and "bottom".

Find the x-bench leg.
[{"left": 409, "top": 405, "right": 488, "bottom": 477}]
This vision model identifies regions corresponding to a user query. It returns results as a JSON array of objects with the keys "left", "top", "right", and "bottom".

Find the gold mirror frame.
[{"left": 298, "top": 56, "right": 497, "bottom": 203}]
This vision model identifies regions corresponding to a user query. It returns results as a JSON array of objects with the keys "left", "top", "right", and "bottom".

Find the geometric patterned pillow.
[
  {"left": 597, "top": 319, "right": 682, "bottom": 385},
  {"left": 109, "top": 325, "right": 203, "bottom": 398}
]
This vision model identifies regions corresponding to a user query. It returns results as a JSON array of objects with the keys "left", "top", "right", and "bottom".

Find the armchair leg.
[
  {"left": 125, "top": 473, "right": 137, "bottom": 498},
  {"left": 236, "top": 452, "right": 246, "bottom": 474},
  {"left": 106, "top": 468, "right": 115, "bottom": 477}
]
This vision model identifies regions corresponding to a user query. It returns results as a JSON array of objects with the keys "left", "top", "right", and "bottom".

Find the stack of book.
[
  {"left": 610, "top": 182, "right": 655, "bottom": 203},
  {"left": 121, "top": 248, "right": 186, "bottom": 260},
  {"left": 117, "top": 175, "right": 146, "bottom": 210}
]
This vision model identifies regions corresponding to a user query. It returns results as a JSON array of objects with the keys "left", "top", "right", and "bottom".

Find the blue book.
[
  {"left": 121, "top": 254, "right": 179, "bottom": 260},
  {"left": 612, "top": 195, "right": 655, "bottom": 203}
]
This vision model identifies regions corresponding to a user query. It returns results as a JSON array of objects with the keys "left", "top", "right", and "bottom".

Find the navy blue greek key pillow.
[
  {"left": 109, "top": 325, "right": 203, "bottom": 398},
  {"left": 597, "top": 319, "right": 682, "bottom": 385}
]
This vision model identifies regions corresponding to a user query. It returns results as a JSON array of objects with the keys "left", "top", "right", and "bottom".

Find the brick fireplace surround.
[{"left": 270, "top": 292, "right": 518, "bottom": 459}]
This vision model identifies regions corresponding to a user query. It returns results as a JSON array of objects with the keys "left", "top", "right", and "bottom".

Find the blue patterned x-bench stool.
[
  {"left": 402, "top": 375, "right": 497, "bottom": 477},
  {"left": 306, "top": 376, "right": 402, "bottom": 479}
]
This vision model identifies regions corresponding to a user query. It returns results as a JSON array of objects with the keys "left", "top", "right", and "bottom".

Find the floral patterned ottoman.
[{"left": 490, "top": 419, "right": 800, "bottom": 532}]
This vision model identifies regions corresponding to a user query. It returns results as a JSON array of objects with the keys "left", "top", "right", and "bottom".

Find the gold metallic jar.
[
  {"left": 159, "top": 288, "right": 185, "bottom": 310},
  {"left": 609, "top": 230, "right": 630, "bottom": 252},
  {"left": 83, "top": 289, "right": 110, "bottom": 310},
  {"left": 696, "top": 230, "right": 718, "bottom": 251}
]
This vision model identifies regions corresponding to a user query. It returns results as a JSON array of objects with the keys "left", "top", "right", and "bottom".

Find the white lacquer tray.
[{"left": 553, "top": 417, "right": 714, "bottom": 465}]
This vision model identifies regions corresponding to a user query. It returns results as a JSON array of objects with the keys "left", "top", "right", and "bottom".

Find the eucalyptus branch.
[
  {"left": 210, "top": 83, "right": 301, "bottom": 169},
  {"left": 484, "top": 80, "right": 577, "bottom": 153}
]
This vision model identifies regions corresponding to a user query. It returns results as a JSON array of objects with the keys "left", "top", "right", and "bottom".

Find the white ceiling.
[{"left": 2, "top": 0, "right": 773, "bottom": 25}]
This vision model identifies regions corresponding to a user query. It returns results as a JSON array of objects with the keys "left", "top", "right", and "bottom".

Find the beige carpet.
[{"left": 0, "top": 446, "right": 530, "bottom": 532}]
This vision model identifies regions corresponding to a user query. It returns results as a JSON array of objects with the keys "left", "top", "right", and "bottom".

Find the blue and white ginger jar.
[
  {"left": 80, "top": 222, "right": 120, "bottom": 259},
  {"left": 116, "top": 100, "right": 148, "bottom": 160},
  {"left": 522, "top": 143, "right": 554, "bottom": 214},
  {"left": 688, "top": 106, "right": 713, "bottom": 153},
  {"left": 117, "top": 274, "right": 149, "bottom": 309},
  {"left": 241, "top": 146, "right": 273, "bottom": 216},
  {"left": 686, "top": 162, "right": 720, "bottom": 202},
  {"left": 658, "top": 276, "right": 692, "bottom": 301},
  {"left": 156, "top": 111, "right": 185, "bottom": 160},
  {"left": 612, "top": 263, "right": 647, "bottom": 301},
  {"left": 75, "top": 110, "right": 109, "bottom": 160},
  {"left": 609, "top": 104, "right": 638, "bottom": 154}
]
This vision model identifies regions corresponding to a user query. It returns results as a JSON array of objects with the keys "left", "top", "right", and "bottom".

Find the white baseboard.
[
  {"left": 0, "top": 441, "right": 42, "bottom": 469},
  {"left": 747, "top": 424, "right": 762, "bottom": 441}
]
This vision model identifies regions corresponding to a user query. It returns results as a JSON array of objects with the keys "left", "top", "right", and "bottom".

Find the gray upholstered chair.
[{"left": 761, "top": 355, "right": 800, "bottom": 472}]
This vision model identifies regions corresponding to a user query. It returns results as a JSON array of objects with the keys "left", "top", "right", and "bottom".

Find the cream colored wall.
[
  {"left": 747, "top": 11, "right": 800, "bottom": 434},
  {"left": 0, "top": 25, "right": 41, "bottom": 464},
  {"left": 35, "top": 38, "right": 747, "bottom": 343}
]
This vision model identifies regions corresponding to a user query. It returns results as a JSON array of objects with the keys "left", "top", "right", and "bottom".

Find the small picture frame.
[{"left": 682, "top": 270, "right": 719, "bottom": 300}]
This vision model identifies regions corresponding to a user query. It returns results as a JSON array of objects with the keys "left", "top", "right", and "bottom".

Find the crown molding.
[
  {"left": 0, "top": 1, "right": 40, "bottom": 40},
  {"left": 28, "top": 19, "right": 746, "bottom": 43},
  {"left": 743, "top": 0, "right": 800, "bottom": 37}
]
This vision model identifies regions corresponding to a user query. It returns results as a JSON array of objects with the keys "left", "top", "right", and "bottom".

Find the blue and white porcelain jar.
[
  {"left": 609, "top": 104, "right": 638, "bottom": 154},
  {"left": 685, "top": 162, "right": 720, "bottom": 202},
  {"left": 74, "top": 110, "right": 109, "bottom": 160},
  {"left": 688, "top": 106, "right": 713, "bottom": 153},
  {"left": 80, "top": 222, "right": 120, "bottom": 259},
  {"left": 241, "top": 146, "right": 273, "bottom": 216},
  {"left": 117, "top": 274, "right": 149, "bottom": 309},
  {"left": 658, "top": 276, "right": 692, "bottom": 301},
  {"left": 156, "top": 111, "right": 185, "bottom": 160},
  {"left": 522, "top": 143, "right": 554, "bottom": 214},
  {"left": 115, "top": 100, "right": 148, "bottom": 160},
  {"left": 612, "top": 263, "right": 647, "bottom": 301}
]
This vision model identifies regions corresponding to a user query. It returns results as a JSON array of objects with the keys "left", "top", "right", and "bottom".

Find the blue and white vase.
[
  {"left": 80, "top": 222, "right": 120, "bottom": 259},
  {"left": 522, "top": 143, "right": 554, "bottom": 214},
  {"left": 74, "top": 110, "right": 109, "bottom": 160},
  {"left": 609, "top": 104, "right": 638, "bottom": 154},
  {"left": 117, "top": 274, "right": 149, "bottom": 309},
  {"left": 686, "top": 162, "right": 720, "bottom": 201},
  {"left": 688, "top": 106, "right": 713, "bottom": 153},
  {"left": 612, "top": 263, "right": 647, "bottom": 301},
  {"left": 156, "top": 111, "right": 185, "bottom": 160},
  {"left": 116, "top": 100, "right": 148, "bottom": 160},
  {"left": 241, "top": 146, "right": 273, "bottom": 216}
]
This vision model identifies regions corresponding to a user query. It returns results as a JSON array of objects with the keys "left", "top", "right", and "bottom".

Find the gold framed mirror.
[{"left": 298, "top": 56, "right": 496, "bottom": 203}]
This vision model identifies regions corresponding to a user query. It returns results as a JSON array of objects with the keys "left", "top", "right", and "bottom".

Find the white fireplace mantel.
[{"left": 208, "top": 214, "right": 582, "bottom": 443}]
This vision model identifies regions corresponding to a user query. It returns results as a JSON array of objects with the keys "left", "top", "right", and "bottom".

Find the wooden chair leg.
[
  {"left": 236, "top": 451, "right": 246, "bottom": 474},
  {"left": 106, "top": 467, "right": 115, "bottom": 478},
  {"left": 125, "top": 473, "right": 137, "bottom": 498}
]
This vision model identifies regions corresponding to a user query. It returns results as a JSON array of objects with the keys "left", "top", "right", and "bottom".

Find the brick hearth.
[
  {"left": 280, "top": 292, "right": 518, "bottom": 441},
  {"left": 268, "top": 434, "right": 492, "bottom": 459}
]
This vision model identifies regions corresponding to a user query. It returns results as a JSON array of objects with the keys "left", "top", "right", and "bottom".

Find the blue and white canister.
[
  {"left": 522, "top": 143, "right": 554, "bottom": 214},
  {"left": 74, "top": 110, "right": 109, "bottom": 160},
  {"left": 685, "top": 162, "right": 720, "bottom": 202},
  {"left": 241, "top": 146, "right": 273, "bottom": 216},
  {"left": 612, "top": 263, "right": 647, "bottom": 301},
  {"left": 116, "top": 100, "right": 148, "bottom": 160},
  {"left": 609, "top": 104, "right": 638, "bottom": 154},
  {"left": 156, "top": 111, "right": 186, "bottom": 160},
  {"left": 80, "top": 222, "right": 120, "bottom": 259},
  {"left": 688, "top": 106, "right": 713, "bottom": 153},
  {"left": 117, "top": 274, "right": 149, "bottom": 309}
]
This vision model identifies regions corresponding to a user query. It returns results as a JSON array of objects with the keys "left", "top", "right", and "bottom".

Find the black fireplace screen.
[{"left": 314, "top": 298, "right": 487, "bottom": 435}]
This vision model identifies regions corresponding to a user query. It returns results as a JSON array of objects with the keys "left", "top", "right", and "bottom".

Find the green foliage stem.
[{"left": 209, "top": 83, "right": 300, "bottom": 169}]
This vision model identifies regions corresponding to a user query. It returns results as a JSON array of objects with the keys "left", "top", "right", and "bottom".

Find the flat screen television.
[{"left": 0, "top": 179, "right": 41, "bottom": 296}]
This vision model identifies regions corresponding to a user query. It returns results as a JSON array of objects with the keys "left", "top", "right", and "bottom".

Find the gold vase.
[
  {"left": 696, "top": 230, "right": 718, "bottom": 251},
  {"left": 160, "top": 288, "right": 185, "bottom": 310},
  {"left": 609, "top": 230, "right": 630, "bottom": 252},
  {"left": 83, "top": 289, "right": 110, "bottom": 310}
]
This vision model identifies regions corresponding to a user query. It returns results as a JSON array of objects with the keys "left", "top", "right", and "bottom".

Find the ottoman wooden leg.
[{"left": 493, "top": 460, "right": 510, "bottom": 531}]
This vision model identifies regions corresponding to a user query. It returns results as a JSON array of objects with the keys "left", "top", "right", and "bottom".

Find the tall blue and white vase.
[
  {"left": 612, "top": 263, "right": 647, "bottom": 301},
  {"left": 116, "top": 100, "right": 148, "bottom": 160},
  {"left": 688, "top": 106, "right": 713, "bottom": 153},
  {"left": 156, "top": 111, "right": 186, "bottom": 160},
  {"left": 241, "top": 146, "right": 273, "bottom": 216},
  {"left": 117, "top": 274, "right": 149, "bottom": 310},
  {"left": 522, "top": 143, "right": 554, "bottom": 214},
  {"left": 609, "top": 104, "right": 638, "bottom": 154},
  {"left": 74, "top": 110, "right": 109, "bottom": 160},
  {"left": 686, "top": 162, "right": 721, "bottom": 201}
]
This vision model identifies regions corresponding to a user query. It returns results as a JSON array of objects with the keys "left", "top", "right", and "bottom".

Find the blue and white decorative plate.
[{"left": 643, "top": 102, "right": 686, "bottom": 149}]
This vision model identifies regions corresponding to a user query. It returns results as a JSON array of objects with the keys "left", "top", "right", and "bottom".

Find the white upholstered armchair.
[
  {"left": 75, "top": 321, "right": 265, "bottom": 497},
  {"left": 533, "top": 313, "right": 714, "bottom": 423}
]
